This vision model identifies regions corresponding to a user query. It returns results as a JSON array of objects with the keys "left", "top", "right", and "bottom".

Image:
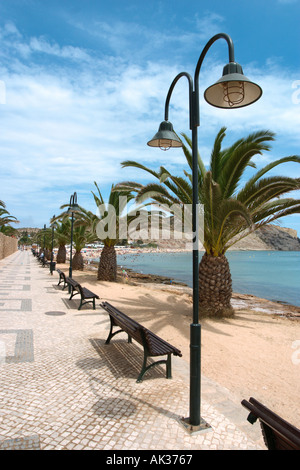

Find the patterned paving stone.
[
  {"left": 0, "top": 251, "right": 265, "bottom": 451},
  {"left": 0, "top": 435, "right": 40, "bottom": 450}
]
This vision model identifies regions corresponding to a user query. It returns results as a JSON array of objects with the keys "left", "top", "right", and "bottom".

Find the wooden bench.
[
  {"left": 66, "top": 277, "right": 99, "bottom": 310},
  {"left": 37, "top": 255, "right": 46, "bottom": 266},
  {"left": 100, "top": 301, "right": 182, "bottom": 383},
  {"left": 56, "top": 269, "right": 67, "bottom": 289},
  {"left": 241, "top": 397, "right": 300, "bottom": 450},
  {"left": 37, "top": 254, "right": 50, "bottom": 268}
]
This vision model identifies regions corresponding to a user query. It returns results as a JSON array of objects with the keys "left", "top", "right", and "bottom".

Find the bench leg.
[
  {"left": 105, "top": 316, "right": 131, "bottom": 344},
  {"left": 78, "top": 297, "right": 97, "bottom": 310},
  {"left": 137, "top": 352, "right": 172, "bottom": 383},
  {"left": 137, "top": 350, "right": 149, "bottom": 383},
  {"left": 166, "top": 353, "right": 172, "bottom": 379}
]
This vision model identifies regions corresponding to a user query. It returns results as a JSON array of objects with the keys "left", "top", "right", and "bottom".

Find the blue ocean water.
[{"left": 117, "top": 251, "right": 300, "bottom": 307}]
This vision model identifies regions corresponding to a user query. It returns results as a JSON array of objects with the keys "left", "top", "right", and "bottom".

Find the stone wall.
[{"left": 0, "top": 233, "right": 18, "bottom": 260}]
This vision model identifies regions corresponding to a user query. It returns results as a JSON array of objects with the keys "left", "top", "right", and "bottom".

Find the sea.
[{"left": 117, "top": 250, "right": 300, "bottom": 307}]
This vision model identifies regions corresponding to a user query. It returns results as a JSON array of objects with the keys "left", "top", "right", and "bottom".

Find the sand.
[{"left": 56, "top": 259, "right": 300, "bottom": 429}]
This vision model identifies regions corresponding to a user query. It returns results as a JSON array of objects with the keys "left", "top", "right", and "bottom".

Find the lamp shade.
[
  {"left": 67, "top": 203, "right": 80, "bottom": 214},
  {"left": 147, "top": 120, "right": 182, "bottom": 150},
  {"left": 204, "top": 62, "right": 262, "bottom": 109},
  {"left": 67, "top": 192, "right": 80, "bottom": 214}
]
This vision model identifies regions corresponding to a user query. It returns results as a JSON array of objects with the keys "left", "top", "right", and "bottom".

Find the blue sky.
[{"left": 0, "top": 0, "right": 300, "bottom": 235}]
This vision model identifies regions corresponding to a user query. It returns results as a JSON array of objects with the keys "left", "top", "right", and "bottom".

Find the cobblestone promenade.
[{"left": 0, "top": 251, "right": 265, "bottom": 450}]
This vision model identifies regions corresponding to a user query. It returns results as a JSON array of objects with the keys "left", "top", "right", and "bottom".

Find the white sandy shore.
[{"left": 54, "top": 249, "right": 300, "bottom": 429}]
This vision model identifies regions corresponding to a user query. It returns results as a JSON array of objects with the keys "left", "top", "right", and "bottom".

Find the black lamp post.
[
  {"left": 67, "top": 192, "right": 79, "bottom": 292},
  {"left": 147, "top": 33, "right": 262, "bottom": 433},
  {"left": 50, "top": 215, "right": 56, "bottom": 275},
  {"left": 43, "top": 224, "right": 46, "bottom": 256}
]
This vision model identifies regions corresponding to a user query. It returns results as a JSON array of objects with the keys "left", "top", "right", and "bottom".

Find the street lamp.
[
  {"left": 66, "top": 192, "right": 79, "bottom": 292},
  {"left": 43, "top": 224, "right": 46, "bottom": 253},
  {"left": 147, "top": 33, "right": 262, "bottom": 433},
  {"left": 49, "top": 215, "right": 56, "bottom": 275}
]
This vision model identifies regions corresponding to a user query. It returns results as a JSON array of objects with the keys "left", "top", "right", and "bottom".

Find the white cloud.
[{"left": 0, "top": 20, "right": 299, "bottom": 231}]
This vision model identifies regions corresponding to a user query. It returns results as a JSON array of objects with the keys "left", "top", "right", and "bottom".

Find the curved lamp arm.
[
  {"left": 150, "top": 32, "right": 261, "bottom": 146},
  {"left": 194, "top": 33, "right": 235, "bottom": 126},
  {"left": 163, "top": 34, "right": 235, "bottom": 130},
  {"left": 164, "top": 72, "right": 194, "bottom": 129}
]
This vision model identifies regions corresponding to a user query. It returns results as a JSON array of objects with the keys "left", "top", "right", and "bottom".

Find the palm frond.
[
  {"left": 121, "top": 160, "right": 160, "bottom": 179},
  {"left": 136, "top": 183, "right": 181, "bottom": 205},
  {"left": 238, "top": 156, "right": 300, "bottom": 202},
  {"left": 219, "top": 130, "right": 275, "bottom": 197},
  {"left": 210, "top": 126, "right": 227, "bottom": 181}
]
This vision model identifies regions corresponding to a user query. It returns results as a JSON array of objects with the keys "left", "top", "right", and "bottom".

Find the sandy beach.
[{"left": 54, "top": 250, "right": 300, "bottom": 430}]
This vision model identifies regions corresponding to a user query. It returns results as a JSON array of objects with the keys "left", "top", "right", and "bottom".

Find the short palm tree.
[
  {"left": 117, "top": 127, "right": 300, "bottom": 317},
  {"left": 52, "top": 217, "right": 71, "bottom": 264},
  {"left": 52, "top": 207, "right": 98, "bottom": 269},
  {"left": 35, "top": 227, "right": 53, "bottom": 258},
  {"left": 71, "top": 224, "right": 98, "bottom": 270},
  {"left": 90, "top": 182, "right": 137, "bottom": 282}
]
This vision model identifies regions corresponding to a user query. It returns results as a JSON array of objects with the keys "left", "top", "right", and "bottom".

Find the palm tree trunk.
[
  {"left": 57, "top": 245, "right": 66, "bottom": 263},
  {"left": 97, "top": 245, "right": 117, "bottom": 281},
  {"left": 72, "top": 251, "right": 84, "bottom": 270},
  {"left": 198, "top": 252, "right": 234, "bottom": 318}
]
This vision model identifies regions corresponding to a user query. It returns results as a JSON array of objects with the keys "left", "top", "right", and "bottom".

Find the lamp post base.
[{"left": 178, "top": 416, "right": 212, "bottom": 435}]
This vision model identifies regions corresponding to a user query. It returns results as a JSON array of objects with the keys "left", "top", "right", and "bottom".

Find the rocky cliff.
[
  {"left": 154, "top": 225, "right": 300, "bottom": 251},
  {"left": 230, "top": 225, "right": 300, "bottom": 251}
]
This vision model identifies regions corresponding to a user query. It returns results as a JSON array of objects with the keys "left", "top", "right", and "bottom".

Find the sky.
[{"left": 0, "top": 0, "right": 299, "bottom": 235}]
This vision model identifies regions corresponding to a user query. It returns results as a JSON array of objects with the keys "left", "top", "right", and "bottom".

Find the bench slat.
[
  {"left": 241, "top": 397, "right": 300, "bottom": 450},
  {"left": 100, "top": 301, "right": 182, "bottom": 382},
  {"left": 65, "top": 277, "right": 99, "bottom": 310}
]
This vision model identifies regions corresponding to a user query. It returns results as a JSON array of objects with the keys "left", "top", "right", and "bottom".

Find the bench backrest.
[
  {"left": 102, "top": 302, "right": 142, "bottom": 341},
  {"left": 242, "top": 397, "right": 300, "bottom": 450},
  {"left": 101, "top": 301, "right": 182, "bottom": 357},
  {"left": 143, "top": 328, "right": 182, "bottom": 357},
  {"left": 66, "top": 277, "right": 79, "bottom": 287},
  {"left": 75, "top": 282, "right": 98, "bottom": 298}
]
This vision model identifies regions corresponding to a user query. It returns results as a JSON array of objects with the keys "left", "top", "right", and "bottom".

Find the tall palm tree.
[{"left": 116, "top": 128, "right": 300, "bottom": 317}]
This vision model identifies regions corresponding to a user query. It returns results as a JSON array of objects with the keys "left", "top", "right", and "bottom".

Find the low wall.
[{"left": 0, "top": 233, "right": 18, "bottom": 260}]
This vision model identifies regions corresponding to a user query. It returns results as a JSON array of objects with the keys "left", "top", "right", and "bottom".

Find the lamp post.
[
  {"left": 147, "top": 33, "right": 262, "bottom": 433},
  {"left": 50, "top": 215, "right": 56, "bottom": 275},
  {"left": 67, "top": 192, "right": 79, "bottom": 292},
  {"left": 43, "top": 224, "right": 46, "bottom": 255}
]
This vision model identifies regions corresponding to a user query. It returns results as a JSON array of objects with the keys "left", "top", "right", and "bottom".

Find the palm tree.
[
  {"left": 52, "top": 217, "right": 71, "bottom": 264},
  {"left": 35, "top": 227, "right": 53, "bottom": 259},
  {"left": 71, "top": 224, "right": 98, "bottom": 270},
  {"left": 117, "top": 128, "right": 300, "bottom": 317},
  {"left": 0, "top": 225, "right": 18, "bottom": 236},
  {"left": 52, "top": 206, "right": 98, "bottom": 270},
  {"left": 0, "top": 201, "right": 19, "bottom": 228},
  {"left": 90, "top": 182, "right": 137, "bottom": 282}
]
